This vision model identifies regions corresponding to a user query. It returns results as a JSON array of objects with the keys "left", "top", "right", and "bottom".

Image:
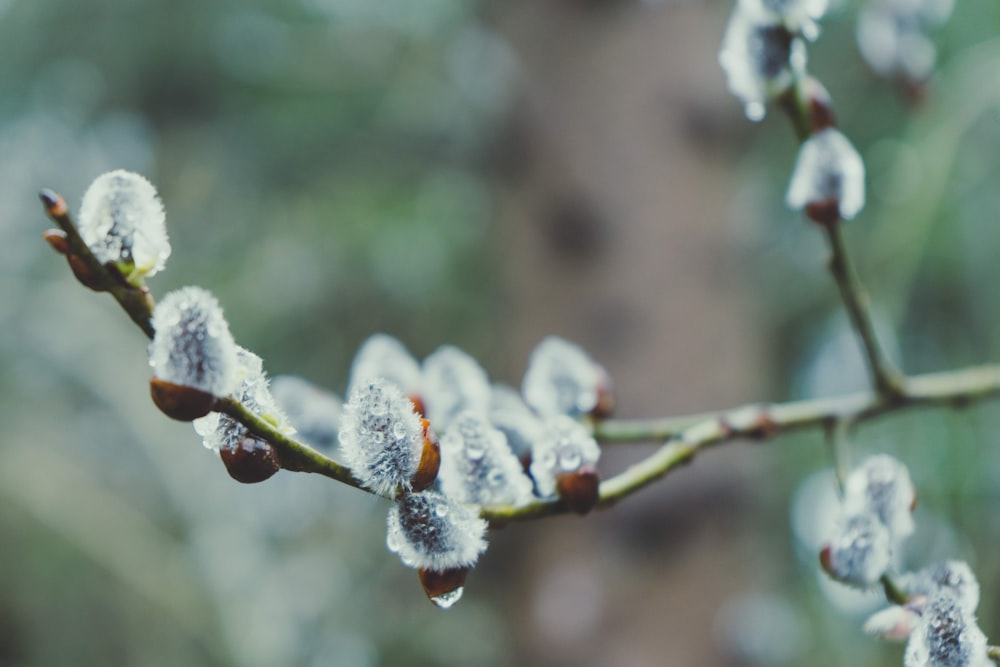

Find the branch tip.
[{"left": 39, "top": 188, "right": 67, "bottom": 217}]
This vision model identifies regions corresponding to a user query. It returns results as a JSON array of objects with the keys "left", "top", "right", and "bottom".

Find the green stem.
[
  {"left": 824, "top": 223, "right": 907, "bottom": 400},
  {"left": 483, "top": 363, "right": 1000, "bottom": 521}
]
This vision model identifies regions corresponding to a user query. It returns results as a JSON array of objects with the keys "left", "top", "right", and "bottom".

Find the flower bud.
[
  {"left": 411, "top": 419, "right": 441, "bottom": 493},
  {"left": 78, "top": 170, "right": 170, "bottom": 284},
  {"left": 530, "top": 415, "right": 602, "bottom": 506},
  {"left": 555, "top": 463, "right": 601, "bottom": 515},
  {"left": 42, "top": 229, "right": 69, "bottom": 255},
  {"left": 148, "top": 287, "right": 239, "bottom": 415},
  {"left": 386, "top": 491, "right": 488, "bottom": 608},
  {"left": 438, "top": 412, "right": 535, "bottom": 506},
  {"left": 219, "top": 435, "right": 281, "bottom": 484},
  {"left": 843, "top": 455, "right": 916, "bottom": 543},
  {"left": 522, "top": 336, "right": 613, "bottom": 418},
  {"left": 422, "top": 346, "right": 491, "bottom": 431},
  {"left": 338, "top": 379, "right": 432, "bottom": 497},
  {"left": 904, "top": 593, "right": 991, "bottom": 667},
  {"left": 900, "top": 561, "right": 980, "bottom": 614},
  {"left": 149, "top": 377, "right": 216, "bottom": 422},
  {"left": 786, "top": 127, "right": 866, "bottom": 224},
  {"left": 819, "top": 511, "right": 891, "bottom": 587},
  {"left": 347, "top": 333, "right": 422, "bottom": 401},
  {"left": 718, "top": 6, "right": 806, "bottom": 122},
  {"left": 193, "top": 349, "right": 293, "bottom": 479}
]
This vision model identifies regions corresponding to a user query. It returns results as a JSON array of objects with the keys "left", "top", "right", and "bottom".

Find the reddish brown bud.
[
  {"left": 150, "top": 377, "right": 216, "bottom": 421},
  {"left": 591, "top": 375, "right": 616, "bottom": 419},
  {"left": 910, "top": 490, "right": 918, "bottom": 513},
  {"left": 805, "top": 199, "right": 841, "bottom": 227},
  {"left": 410, "top": 418, "right": 441, "bottom": 493},
  {"left": 39, "top": 189, "right": 68, "bottom": 217},
  {"left": 67, "top": 254, "right": 106, "bottom": 291},
  {"left": 555, "top": 463, "right": 601, "bottom": 515},
  {"left": 418, "top": 567, "right": 468, "bottom": 609},
  {"left": 804, "top": 77, "right": 836, "bottom": 132},
  {"left": 819, "top": 544, "right": 834, "bottom": 576},
  {"left": 220, "top": 437, "right": 281, "bottom": 484},
  {"left": 43, "top": 229, "right": 69, "bottom": 255}
]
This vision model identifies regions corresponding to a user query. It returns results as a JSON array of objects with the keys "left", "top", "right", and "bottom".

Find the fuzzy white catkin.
[
  {"left": 438, "top": 411, "right": 534, "bottom": 507},
  {"left": 521, "top": 336, "right": 607, "bottom": 417},
  {"left": 824, "top": 511, "right": 892, "bottom": 587},
  {"left": 901, "top": 561, "right": 981, "bottom": 615},
  {"left": 148, "top": 286, "right": 239, "bottom": 396},
  {"left": 422, "top": 346, "right": 491, "bottom": 431},
  {"left": 338, "top": 378, "right": 426, "bottom": 497},
  {"left": 193, "top": 347, "right": 293, "bottom": 452},
  {"left": 786, "top": 128, "right": 866, "bottom": 220},
  {"left": 843, "top": 454, "right": 915, "bottom": 542},
  {"left": 530, "top": 415, "right": 602, "bottom": 498},
  {"left": 904, "top": 593, "right": 991, "bottom": 667},
  {"left": 78, "top": 169, "right": 171, "bottom": 278},
  {"left": 346, "top": 333, "right": 422, "bottom": 399},
  {"left": 489, "top": 384, "right": 544, "bottom": 459},
  {"left": 718, "top": 7, "right": 806, "bottom": 122},
  {"left": 386, "top": 491, "right": 488, "bottom": 572}
]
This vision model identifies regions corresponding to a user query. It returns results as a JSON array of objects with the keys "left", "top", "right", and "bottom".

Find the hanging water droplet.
[
  {"left": 386, "top": 529, "right": 400, "bottom": 553},
  {"left": 430, "top": 587, "right": 464, "bottom": 609},
  {"left": 744, "top": 101, "right": 766, "bottom": 122},
  {"left": 557, "top": 446, "right": 582, "bottom": 472},
  {"left": 434, "top": 503, "right": 449, "bottom": 518}
]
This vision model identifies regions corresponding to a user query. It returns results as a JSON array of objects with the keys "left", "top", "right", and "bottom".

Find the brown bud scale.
[
  {"left": 418, "top": 567, "right": 468, "bottom": 604},
  {"left": 220, "top": 437, "right": 281, "bottom": 484},
  {"left": 150, "top": 377, "right": 216, "bottom": 421},
  {"left": 410, "top": 418, "right": 441, "bottom": 493},
  {"left": 556, "top": 463, "right": 601, "bottom": 515}
]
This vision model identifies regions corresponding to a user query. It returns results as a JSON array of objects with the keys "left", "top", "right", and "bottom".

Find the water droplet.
[
  {"left": 434, "top": 504, "right": 449, "bottom": 518},
  {"left": 386, "top": 530, "right": 400, "bottom": 553},
  {"left": 371, "top": 430, "right": 384, "bottom": 445},
  {"left": 393, "top": 422, "right": 408, "bottom": 440},
  {"left": 744, "top": 101, "right": 766, "bottom": 122},
  {"left": 487, "top": 468, "right": 504, "bottom": 487},
  {"left": 430, "top": 587, "right": 464, "bottom": 609}
]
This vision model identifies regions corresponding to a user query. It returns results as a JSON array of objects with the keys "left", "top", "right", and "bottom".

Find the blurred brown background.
[{"left": 2, "top": 0, "right": 1000, "bottom": 665}]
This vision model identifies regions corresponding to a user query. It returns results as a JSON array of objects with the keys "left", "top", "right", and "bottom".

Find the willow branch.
[
  {"left": 823, "top": 223, "right": 907, "bottom": 399},
  {"left": 40, "top": 190, "right": 365, "bottom": 491},
  {"left": 483, "top": 364, "right": 1000, "bottom": 521}
]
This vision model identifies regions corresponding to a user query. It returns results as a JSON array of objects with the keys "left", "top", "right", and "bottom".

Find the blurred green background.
[{"left": 2, "top": 0, "right": 1000, "bottom": 665}]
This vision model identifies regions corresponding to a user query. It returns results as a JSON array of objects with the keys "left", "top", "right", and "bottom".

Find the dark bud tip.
[
  {"left": 591, "top": 374, "right": 616, "bottom": 419},
  {"left": 67, "top": 254, "right": 106, "bottom": 292},
  {"left": 150, "top": 377, "right": 216, "bottom": 421},
  {"left": 804, "top": 77, "right": 836, "bottom": 132},
  {"left": 220, "top": 437, "right": 281, "bottom": 484},
  {"left": 805, "top": 199, "right": 841, "bottom": 228},
  {"left": 409, "top": 394, "right": 427, "bottom": 419},
  {"left": 910, "top": 490, "right": 918, "bottom": 513},
  {"left": 42, "top": 229, "right": 69, "bottom": 255},
  {"left": 418, "top": 567, "right": 468, "bottom": 608},
  {"left": 411, "top": 418, "right": 441, "bottom": 492},
  {"left": 819, "top": 544, "right": 835, "bottom": 577},
  {"left": 556, "top": 463, "right": 601, "bottom": 515},
  {"left": 39, "top": 189, "right": 67, "bottom": 217}
]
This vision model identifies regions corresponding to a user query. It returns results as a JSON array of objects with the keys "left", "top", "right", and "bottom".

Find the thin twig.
[
  {"left": 823, "top": 223, "right": 907, "bottom": 400},
  {"left": 483, "top": 364, "right": 1000, "bottom": 520}
]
